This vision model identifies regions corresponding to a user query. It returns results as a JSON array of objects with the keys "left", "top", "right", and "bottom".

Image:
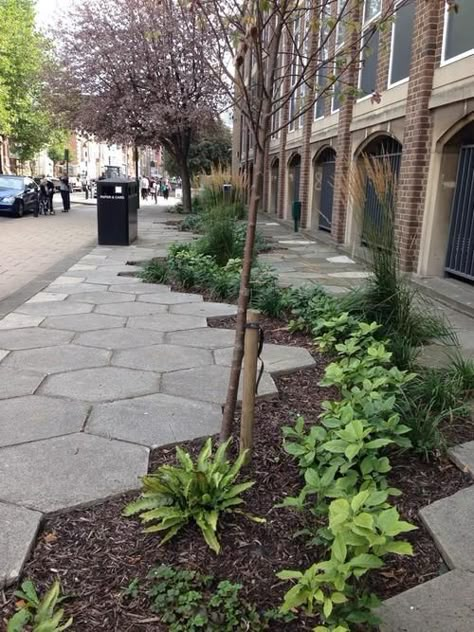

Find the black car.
[{"left": 0, "top": 175, "right": 39, "bottom": 217}]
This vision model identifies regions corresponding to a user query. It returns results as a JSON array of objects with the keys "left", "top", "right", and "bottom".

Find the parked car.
[{"left": 0, "top": 175, "right": 39, "bottom": 217}]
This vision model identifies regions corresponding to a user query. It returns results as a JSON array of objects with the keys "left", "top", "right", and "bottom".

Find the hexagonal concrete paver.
[
  {"left": 45, "top": 282, "right": 110, "bottom": 295},
  {"left": 170, "top": 301, "right": 238, "bottom": 317},
  {"left": 66, "top": 291, "right": 135, "bottom": 304},
  {"left": 95, "top": 302, "right": 169, "bottom": 317},
  {"left": 85, "top": 273, "right": 143, "bottom": 285},
  {"left": 127, "top": 313, "right": 207, "bottom": 332},
  {"left": 15, "top": 301, "right": 94, "bottom": 317},
  {"left": 109, "top": 282, "right": 171, "bottom": 294},
  {"left": 166, "top": 327, "right": 236, "bottom": 349},
  {"left": 138, "top": 291, "right": 203, "bottom": 305},
  {"left": 0, "top": 395, "right": 88, "bottom": 447},
  {"left": 87, "top": 394, "right": 221, "bottom": 447},
  {"left": 113, "top": 344, "right": 213, "bottom": 373},
  {"left": 0, "top": 314, "right": 44, "bottom": 330},
  {"left": 0, "top": 502, "right": 41, "bottom": 588},
  {"left": 215, "top": 343, "right": 315, "bottom": 375},
  {"left": 0, "top": 328, "right": 73, "bottom": 351},
  {"left": 0, "top": 433, "right": 149, "bottom": 513},
  {"left": 3, "top": 345, "right": 110, "bottom": 374},
  {"left": 76, "top": 328, "right": 165, "bottom": 350},
  {"left": 161, "top": 365, "right": 278, "bottom": 404},
  {"left": 0, "top": 367, "right": 44, "bottom": 400},
  {"left": 26, "top": 292, "right": 68, "bottom": 303},
  {"left": 40, "top": 366, "right": 161, "bottom": 402},
  {"left": 41, "top": 313, "right": 126, "bottom": 332}
]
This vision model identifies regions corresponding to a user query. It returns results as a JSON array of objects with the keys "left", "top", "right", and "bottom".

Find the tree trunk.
[
  {"left": 220, "top": 141, "right": 265, "bottom": 441},
  {"left": 178, "top": 156, "right": 192, "bottom": 213}
]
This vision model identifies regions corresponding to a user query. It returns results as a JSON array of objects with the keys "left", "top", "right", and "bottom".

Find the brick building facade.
[{"left": 234, "top": 0, "right": 474, "bottom": 282}]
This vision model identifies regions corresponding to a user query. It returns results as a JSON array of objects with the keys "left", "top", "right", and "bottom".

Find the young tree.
[
  {"left": 191, "top": 0, "right": 405, "bottom": 440},
  {"left": 52, "top": 0, "right": 227, "bottom": 212}
]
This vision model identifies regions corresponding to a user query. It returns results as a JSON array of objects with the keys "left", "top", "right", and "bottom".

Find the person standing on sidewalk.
[
  {"left": 46, "top": 178, "right": 56, "bottom": 214},
  {"left": 59, "top": 176, "right": 71, "bottom": 212}
]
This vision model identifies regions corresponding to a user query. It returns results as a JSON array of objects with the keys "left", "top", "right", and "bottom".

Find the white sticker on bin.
[{"left": 115, "top": 186, "right": 122, "bottom": 194}]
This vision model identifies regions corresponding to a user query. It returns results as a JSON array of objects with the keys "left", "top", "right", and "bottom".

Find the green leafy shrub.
[
  {"left": 7, "top": 580, "right": 72, "bottom": 632},
  {"left": 278, "top": 489, "right": 416, "bottom": 630},
  {"left": 124, "top": 438, "right": 262, "bottom": 553},
  {"left": 127, "top": 565, "right": 291, "bottom": 631},
  {"left": 139, "top": 258, "right": 169, "bottom": 284}
]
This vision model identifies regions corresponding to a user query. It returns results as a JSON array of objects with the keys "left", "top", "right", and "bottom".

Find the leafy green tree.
[
  {"left": 0, "top": 0, "right": 59, "bottom": 168},
  {"left": 164, "top": 119, "right": 232, "bottom": 178}
]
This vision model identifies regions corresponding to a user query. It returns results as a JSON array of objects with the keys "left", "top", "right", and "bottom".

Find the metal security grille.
[
  {"left": 445, "top": 145, "right": 474, "bottom": 281},
  {"left": 361, "top": 137, "right": 402, "bottom": 244},
  {"left": 318, "top": 149, "right": 336, "bottom": 232},
  {"left": 289, "top": 156, "right": 301, "bottom": 203}
]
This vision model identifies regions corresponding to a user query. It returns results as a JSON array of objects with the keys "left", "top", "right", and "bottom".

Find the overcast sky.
[{"left": 36, "top": 0, "right": 74, "bottom": 26}]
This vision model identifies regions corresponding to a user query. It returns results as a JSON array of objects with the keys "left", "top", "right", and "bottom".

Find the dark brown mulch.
[
  {"left": 208, "top": 314, "right": 313, "bottom": 350},
  {"left": 2, "top": 314, "right": 473, "bottom": 631}
]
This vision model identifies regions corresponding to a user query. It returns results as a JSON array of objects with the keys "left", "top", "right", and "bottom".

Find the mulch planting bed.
[{"left": 2, "top": 314, "right": 473, "bottom": 631}]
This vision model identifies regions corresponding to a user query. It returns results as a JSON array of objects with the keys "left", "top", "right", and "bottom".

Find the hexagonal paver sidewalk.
[{"left": 0, "top": 238, "right": 316, "bottom": 588}]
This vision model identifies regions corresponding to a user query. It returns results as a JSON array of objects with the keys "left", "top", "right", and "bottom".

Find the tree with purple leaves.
[{"left": 52, "top": 0, "right": 227, "bottom": 212}]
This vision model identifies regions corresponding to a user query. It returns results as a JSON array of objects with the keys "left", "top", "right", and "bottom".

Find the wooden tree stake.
[{"left": 240, "top": 309, "right": 260, "bottom": 463}]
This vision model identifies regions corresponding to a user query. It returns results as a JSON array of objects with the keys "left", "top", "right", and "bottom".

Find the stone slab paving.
[
  {"left": 0, "top": 434, "right": 149, "bottom": 513},
  {"left": 87, "top": 394, "right": 222, "bottom": 447},
  {"left": 449, "top": 440, "right": 474, "bottom": 476},
  {"left": 420, "top": 486, "right": 474, "bottom": 572},
  {"left": 0, "top": 502, "right": 42, "bottom": 588},
  {"left": 378, "top": 570, "right": 474, "bottom": 632},
  {"left": 0, "top": 215, "right": 315, "bottom": 588},
  {"left": 215, "top": 342, "right": 316, "bottom": 375},
  {"left": 0, "top": 396, "right": 89, "bottom": 447}
]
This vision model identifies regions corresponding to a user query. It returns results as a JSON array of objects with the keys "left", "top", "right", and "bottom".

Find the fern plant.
[
  {"left": 124, "top": 438, "right": 263, "bottom": 553},
  {"left": 7, "top": 580, "right": 72, "bottom": 632}
]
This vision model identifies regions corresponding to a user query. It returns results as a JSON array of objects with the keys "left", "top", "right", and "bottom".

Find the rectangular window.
[
  {"left": 315, "top": 71, "right": 326, "bottom": 119},
  {"left": 443, "top": 0, "right": 474, "bottom": 63},
  {"left": 289, "top": 94, "right": 296, "bottom": 131},
  {"left": 389, "top": 0, "right": 415, "bottom": 85},
  {"left": 332, "top": 77, "right": 342, "bottom": 113},
  {"left": 335, "top": 0, "right": 347, "bottom": 48},
  {"left": 364, "top": 0, "right": 381, "bottom": 24},
  {"left": 359, "top": 28, "right": 380, "bottom": 96}
]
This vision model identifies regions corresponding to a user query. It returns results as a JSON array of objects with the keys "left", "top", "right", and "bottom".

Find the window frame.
[
  {"left": 441, "top": 0, "right": 474, "bottom": 66},
  {"left": 357, "top": 0, "right": 382, "bottom": 102},
  {"left": 387, "top": 0, "right": 413, "bottom": 89}
]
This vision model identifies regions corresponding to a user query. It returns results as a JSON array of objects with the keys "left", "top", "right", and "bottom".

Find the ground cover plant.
[
  {"left": 124, "top": 438, "right": 262, "bottom": 553},
  {"left": 123, "top": 565, "right": 293, "bottom": 631},
  {"left": 7, "top": 580, "right": 72, "bottom": 632}
]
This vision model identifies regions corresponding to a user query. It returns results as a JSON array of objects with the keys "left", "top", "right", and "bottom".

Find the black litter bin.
[{"left": 97, "top": 179, "right": 138, "bottom": 245}]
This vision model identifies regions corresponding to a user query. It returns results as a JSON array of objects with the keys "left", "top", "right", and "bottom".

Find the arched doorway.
[
  {"left": 288, "top": 153, "right": 301, "bottom": 216},
  {"left": 270, "top": 158, "right": 279, "bottom": 214},
  {"left": 444, "top": 122, "right": 474, "bottom": 281},
  {"left": 312, "top": 147, "right": 336, "bottom": 232},
  {"left": 358, "top": 135, "right": 402, "bottom": 244}
]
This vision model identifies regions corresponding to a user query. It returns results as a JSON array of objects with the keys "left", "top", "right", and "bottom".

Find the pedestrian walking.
[
  {"left": 140, "top": 175, "right": 149, "bottom": 201},
  {"left": 59, "top": 176, "right": 71, "bottom": 212},
  {"left": 163, "top": 182, "right": 169, "bottom": 201}
]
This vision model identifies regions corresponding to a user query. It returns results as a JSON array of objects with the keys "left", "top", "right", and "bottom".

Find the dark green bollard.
[{"left": 292, "top": 200, "right": 301, "bottom": 232}]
